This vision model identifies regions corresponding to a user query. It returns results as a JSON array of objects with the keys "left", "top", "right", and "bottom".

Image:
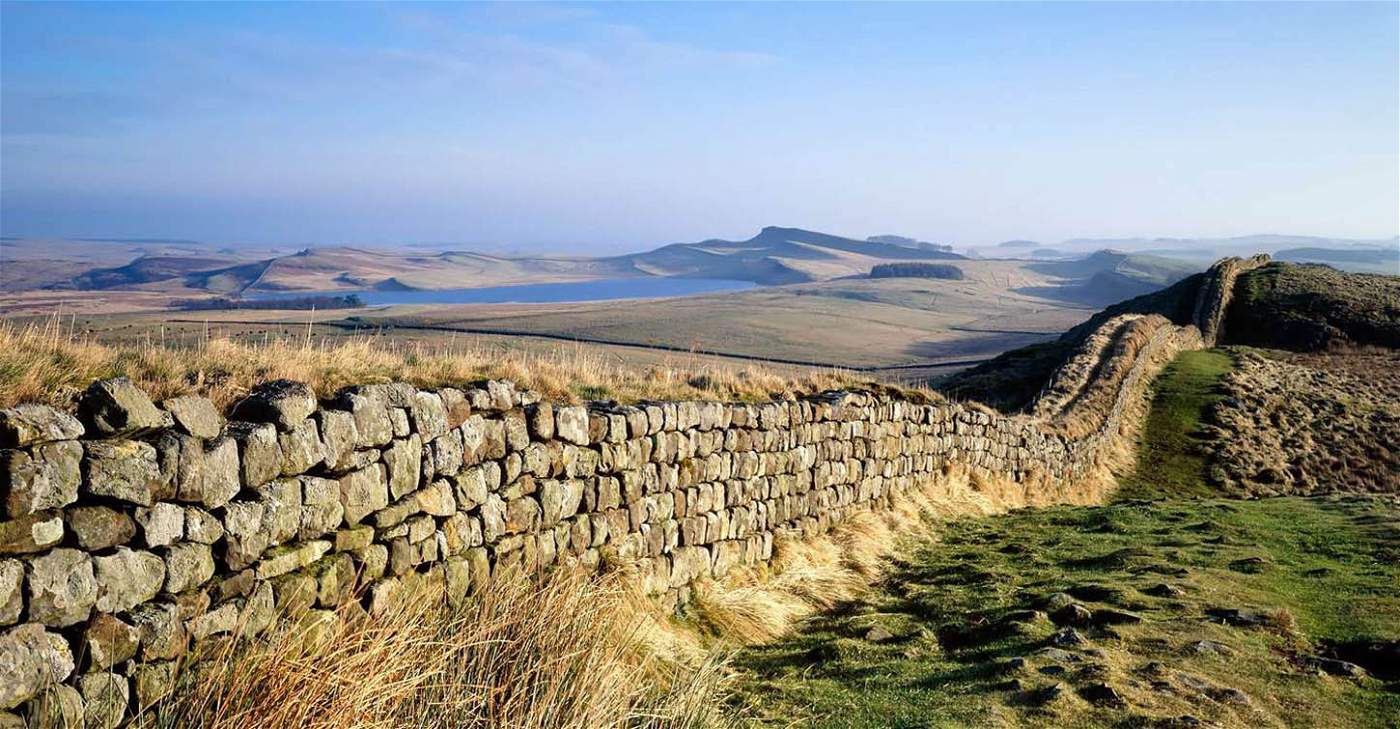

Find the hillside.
[{"left": 620, "top": 226, "right": 966, "bottom": 284}]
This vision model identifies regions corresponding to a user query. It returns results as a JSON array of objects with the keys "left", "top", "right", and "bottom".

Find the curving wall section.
[{"left": 0, "top": 258, "right": 1253, "bottom": 727}]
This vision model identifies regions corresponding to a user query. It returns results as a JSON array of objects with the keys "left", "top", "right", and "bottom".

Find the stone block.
[
  {"left": 410, "top": 391, "right": 449, "bottom": 439},
  {"left": 162, "top": 395, "right": 223, "bottom": 440},
  {"left": 0, "top": 624, "right": 74, "bottom": 710},
  {"left": 277, "top": 418, "right": 324, "bottom": 476},
  {"left": 83, "top": 440, "right": 160, "bottom": 506},
  {"left": 2, "top": 441, "right": 82, "bottom": 516},
  {"left": 65, "top": 505, "right": 134, "bottom": 551},
  {"left": 128, "top": 602, "right": 186, "bottom": 660},
  {"left": 0, "top": 405, "right": 83, "bottom": 448},
  {"left": 93, "top": 547, "right": 164, "bottom": 613},
  {"left": 338, "top": 464, "right": 388, "bottom": 526},
  {"left": 162, "top": 542, "right": 214, "bottom": 594},
  {"left": 78, "top": 377, "right": 170, "bottom": 437},
  {"left": 382, "top": 436, "right": 421, "bottom": 500},
  {"left": 228, "top": 421, "right": 279, "bottom": 489},
  {"left": 135, "top": 502, "right": 184, "bottom": 547},
  {"left": 184, "top": 506, "right": 224, "bottom": 544},
  {"left": 0, "top": 512, "right": 63, "bottom": 556},
  {"left": 25, "top": 549, "right": 96, "bottom": 627},
  {"left": 82, "top": 613, "right": 139, "bottom": 671},
  {"left": 230, "top": 379, "right": 316, "bottom": 432}
]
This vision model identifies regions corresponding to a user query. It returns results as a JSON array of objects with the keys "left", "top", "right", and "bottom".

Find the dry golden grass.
[
  {"left": 137, "top": 568, "right": 736, "bottom": 729},
  {"left": 0, "top": 316, "right": 875, "bottom": 411},
  {"left": 685, "top": 466, "right": 1022, "bottom": 647}
]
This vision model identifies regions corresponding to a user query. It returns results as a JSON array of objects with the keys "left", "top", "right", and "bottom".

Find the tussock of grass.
[
  {"left": 0, "top": 316, "right": 875, "bottom": 411},
  {"left": 139, "top": 567, "right": 736, "bottom": 729}
]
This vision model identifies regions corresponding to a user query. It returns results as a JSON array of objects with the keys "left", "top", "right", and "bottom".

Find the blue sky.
[{"left": 2, "top": 1, "right": 1396, "bottom": 253}]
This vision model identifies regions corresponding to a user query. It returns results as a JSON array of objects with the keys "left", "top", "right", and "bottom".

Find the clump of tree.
[
  {"left": 171, "top": 294, "right": 365, "bottom": 311},
  {"left": 869, "top": 263, "right": 965, "bottom": 280}
]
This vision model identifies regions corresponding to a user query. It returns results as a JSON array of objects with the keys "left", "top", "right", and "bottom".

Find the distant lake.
[{"left": 246, "top": 277, "right": 757, "bottom": 306}]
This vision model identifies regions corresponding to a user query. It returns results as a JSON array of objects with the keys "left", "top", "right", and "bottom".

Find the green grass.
[
  {"left": 1115, "top": 348, "right": 1235, "bottom": 499},
  {"left": 730, "top": 497, "right": 1400, "bottom": 728}
]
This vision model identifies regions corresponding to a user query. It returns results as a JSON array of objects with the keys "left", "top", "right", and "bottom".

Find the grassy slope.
[
  {"left": 730, "top": 348, "right": 1400, "bottom": 728},
  {"left": 731, "top": 498, "right": 1400, "bottom": 729},
  {"left": 1115, "top": 348, "right": 1235, "bottom": 500}
]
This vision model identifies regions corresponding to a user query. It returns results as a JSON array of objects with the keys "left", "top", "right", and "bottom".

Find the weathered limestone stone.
[
  {"left": 78, "top": 671, "right": 127, "bottom": 729},
  {"left": 410, "top": 391, "right": 449, "bottom": 439},
  {"left": 503, "top": 410, "right": 528, "bottom": 452},
  {"left": 231, "top": 379, "right": 316, "bottom": 432},
  {"left": 135, "top": 502, "right": 184, "bottom": 547},
  {"left": 257, "top": 479, "right": 302, "bottom": 546},
  {"left": 188, "top": 602, "right": 239, "bottom": 639},
  {"left": 128, "top": 602, "right": 186, "bottom": 660},
  {"left": 539, "top": 480, "right": 582, "bottom": 527},
  {"left": 317, "top": 409, "right": 358, "bottom": 472},
  {"left": 22, "top": 684, "right": 82, "bottom": 728},
  {"left": 555, "top": 406, "right": 589, "bottom": 446},
  {"left": 333, "top": 525, "right": 374, "bottom": 552},
  {"left": 2, "top": 441, "right": 82, "bottom": 516},
  {"left": 255, "top": 540, "right": 331, "bottom": 580},
  {"left": 132, "top": 660, "right": 177, "bottom": 709},
  {"left": 162, "top": 395, "right": 223, "bottom": 440},
  {"left": 314, "top": 552, "right": 356, "bottom": 607},
  {"left": 78, "top": 377, "right": 170, "bottom": 437},
  {"left": 197, "top": 437, "right": 241, "bottom": 508},
  {"left": 432, "top": 431, "right": 464, "bottom": 476},
  {"left": 221, "top": 501, "right": 269, "bottom": 570},
  {"left": 83, "top": 440, "right": 161, "bottom": 506},
  {"left": 212, "top": 569, "right": 254, "bottom": 603},
  {"left": 526, "top": 401, "right": 555, "bottom": 441},
  {"left": 162, "top": 542, "right": 214, "bottom": 594},
  {"left": 443, "top": 557, "right": 470, "bottom": 606},
  {"left": 83, "top": 613, "right": 139, "bottom": 671},
  {"left": 0, "top": 624, "right": 74, "bottom": 710},
  {"left": 299, "top": 476, "right": 344, "bottom": 540},
  {"left": 25, "top": 549, "right": 96, "bottom": 627},
  {"left": 0, "top": 560, "right": 20, "bottom": 625},
  {"left": 453, "top": 466, "right": 488, "bottom": 510},
  {"left": 417, "top": 479, "right": 457, "bottom": 517},
  {"left": 271, "top": 573, "right": 317, "bottom": 618},
  {"left": 183, "top": 506, "right": 224, "bottom": 544},
  {"left": 241, "top": 580, "right": 275, "bottom": 638},
  {"left": 67, "top": 506, "right": 136, "bottom": 551},
  {"left": 0, "top": 404, "right": 82, "bottom": 450},
  {"left": 357, "top": 543, "right": 388, "bottom": 582},
  {"left": 338, "top": 464, "right": 387, "bottom": 526},
  {"left": 277, "top": 418, "right": 324, "bottom": 476},
  {"left": 0, "top": 513, "right": 63, "bottom": 555},
  {"left": 338, "top": 392, "right": 393, "bottom": 448},
  {"left": 93, "top": 547, "right": 164, "bottom": 613},
  {"left": 383, "top": 436, "right": 421, "bottom": 500},
  {"left": 228, "top": 421, "right": 279, "bottom": 489}
]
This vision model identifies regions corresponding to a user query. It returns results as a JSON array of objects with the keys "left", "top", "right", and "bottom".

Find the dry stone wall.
[{"left": 0, "top": 259, "right": 1252, "bottom": 727}]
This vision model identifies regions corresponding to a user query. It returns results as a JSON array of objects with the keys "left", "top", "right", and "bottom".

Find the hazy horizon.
[{"left": 3, "top": 1, "right": 1397, "bottom": 253}]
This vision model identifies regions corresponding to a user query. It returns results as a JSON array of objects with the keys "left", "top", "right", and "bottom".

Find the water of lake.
[{"left": 247, "top": 277, "right": 757, "bottom": 305}]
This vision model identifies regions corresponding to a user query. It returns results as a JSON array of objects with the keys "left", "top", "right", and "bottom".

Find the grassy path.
[{"left": 1115, "top": 348, "right": 1234, "bottom": 500}]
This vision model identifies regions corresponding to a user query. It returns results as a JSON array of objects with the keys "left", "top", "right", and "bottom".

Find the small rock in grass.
[
  {"left": 1080, "top": 682, "right": 1127, "bottom": 707},
  {"left": 1051, "top": 602, "right": 1093, "bottom": 626},
  {"left": 1050, "top": 628, "right": 1087, "bottom": 646}
]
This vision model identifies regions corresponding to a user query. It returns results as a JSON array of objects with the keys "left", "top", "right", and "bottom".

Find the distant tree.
[{"left": 869, "top": 263, "right": 965, "bottom": 280}]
